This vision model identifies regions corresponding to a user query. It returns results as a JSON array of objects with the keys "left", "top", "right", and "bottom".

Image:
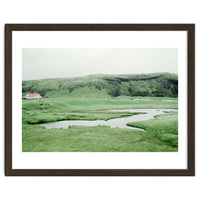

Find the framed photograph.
[{"left": 5, "top": 24, "right": 195, "bottom": 176}]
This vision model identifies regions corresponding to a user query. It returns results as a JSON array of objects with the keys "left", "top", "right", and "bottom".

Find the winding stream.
[{"left": 40, "top": 109, "right": 177, "bottom": 131}]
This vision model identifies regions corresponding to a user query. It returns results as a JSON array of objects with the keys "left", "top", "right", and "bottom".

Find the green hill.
[{"left": 22, "top": 73, "right": 178, "bottom": 98}]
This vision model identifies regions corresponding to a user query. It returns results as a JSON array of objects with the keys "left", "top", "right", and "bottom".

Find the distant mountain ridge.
[{"left": 22, "top": 73, "right": 178, "bottom": 98}]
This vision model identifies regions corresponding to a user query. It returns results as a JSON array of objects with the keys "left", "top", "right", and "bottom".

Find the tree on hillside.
[{"left": 109, "top": 87, "right": 121, "bottom": 97}]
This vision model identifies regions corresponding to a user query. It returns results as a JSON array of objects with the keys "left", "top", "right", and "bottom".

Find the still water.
[{"left": 41, "top": 109, "right": 177, "bottom": 131}]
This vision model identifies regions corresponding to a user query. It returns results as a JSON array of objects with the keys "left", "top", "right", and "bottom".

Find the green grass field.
[{"left": 22, "top": 96, "right": 178, "bottom": 152}]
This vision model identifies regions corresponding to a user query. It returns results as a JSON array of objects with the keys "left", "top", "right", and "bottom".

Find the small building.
[
  {"left": 133, "top": 98, "right": 150, "bottom": 101},
  {"left": 23, "top": 93, "right": 42, "bottom": 99}
]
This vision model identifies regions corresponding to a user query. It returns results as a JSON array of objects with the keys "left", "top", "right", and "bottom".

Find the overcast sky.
[{"left": 22, "top": 48, "right": 178, "bottom": 80}]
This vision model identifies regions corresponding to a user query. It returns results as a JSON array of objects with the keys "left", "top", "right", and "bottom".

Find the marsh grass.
[
  {"left": 22, "top": 97, "right": 178, "bottom": 152},
  {"left": 22, "top": 121, "right": 177, "bottom": 152},
  {"left": 22, "top": 97, "right": 178, "bottom": 124},
  {"left": 127, "top": 112, "right": 178, "bottom": 147}
]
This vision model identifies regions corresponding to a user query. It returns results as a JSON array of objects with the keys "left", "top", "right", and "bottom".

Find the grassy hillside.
[
  {"left": 22, "top": 73, "right": 178, "bottom": 152},
  {"left": 22, "top": 73, "right": 178, "bottom": 98}
]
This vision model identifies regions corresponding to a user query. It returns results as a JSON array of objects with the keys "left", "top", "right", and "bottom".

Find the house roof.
[{"left": 25, "top": 93, "right": 41, "bottom": 97}]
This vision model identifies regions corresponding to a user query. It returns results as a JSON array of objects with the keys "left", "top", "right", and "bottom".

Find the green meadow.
[
  {"left": 22, "top": 96, "right": 178, "bottom": 152},
  {"left": 22, "top": 73, "right": 178, "bottom": 152}
]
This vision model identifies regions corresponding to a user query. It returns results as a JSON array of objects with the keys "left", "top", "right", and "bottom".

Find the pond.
[{"left": 40, "top": 109, "right": 177, "bottom": 131}]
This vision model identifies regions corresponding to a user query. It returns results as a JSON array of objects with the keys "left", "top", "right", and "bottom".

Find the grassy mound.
[{"left": 127, "top": 112, "right": 178, "bottom": 147}]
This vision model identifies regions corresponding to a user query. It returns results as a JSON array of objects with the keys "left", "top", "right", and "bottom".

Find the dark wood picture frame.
[{"left": 5, "top": 24, "right": 195, "bottom": 176}]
